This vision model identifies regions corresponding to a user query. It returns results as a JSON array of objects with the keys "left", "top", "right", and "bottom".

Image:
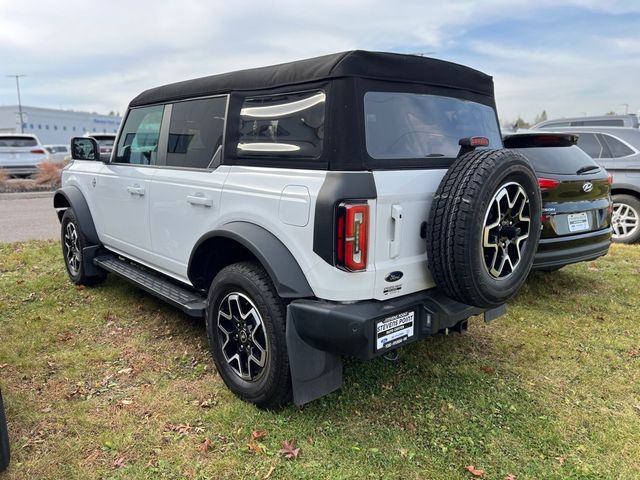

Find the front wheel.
[
  {"left": 206, "top": 262, "right": 291, "bottom": 409},
  {"left": 611, "top": 194, "right": 640, "bottom": 244},
  {"left": 60, "top": 209, "right": 106, "bottom": 286}
]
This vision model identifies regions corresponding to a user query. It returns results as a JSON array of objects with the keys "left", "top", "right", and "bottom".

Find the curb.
[{"left": 0, "top": 191, "right": 55, "bottom": 200}]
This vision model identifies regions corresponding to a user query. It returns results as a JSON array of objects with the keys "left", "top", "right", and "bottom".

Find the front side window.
[
  {"left": 576, "top": 133, "right": 604, "bottom": 159},
  {"left": 601, "top": 134, "right": 634, "bottom": 158},
  {"left": 166, "top": 96, "right": 227, "bottom": 169},
  {"left": 364, "top": 92, "right": 501, "bottom": 160},
  {"left": 114, "top": 105, "right": 164, "bottom": 165},
  {"left": 237, "top": 91, "right": 325, "bottom": 158}
]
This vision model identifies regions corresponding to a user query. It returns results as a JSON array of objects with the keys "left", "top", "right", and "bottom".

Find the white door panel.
[
  {"left": 149, "top": 166, "right": 230, "bottom": 279},
  {"left": 372, "top": 169, "right": 447, "bottom": 300}
]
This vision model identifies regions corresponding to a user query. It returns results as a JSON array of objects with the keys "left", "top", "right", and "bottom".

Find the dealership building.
[{"left": 0, "top": 105, "right": 122, "bottom": 145}]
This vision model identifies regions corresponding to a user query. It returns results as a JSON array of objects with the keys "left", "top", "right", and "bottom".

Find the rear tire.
[
  {"left": 60, "top": 209, "right": 107, "bottom": 286},
  {"left": 427, "top": 149, "right": 542, "bottom": 308},
  {"left": 611, "top": 194, "right": 640, "bottom": 244},
  {"left": 206, "top": 262, "right": 291, "bottom": 409}
]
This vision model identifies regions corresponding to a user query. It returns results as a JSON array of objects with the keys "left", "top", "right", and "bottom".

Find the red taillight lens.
[
  {"left": 538, "top": 178, "right": 560, "bottom": 190},
  {"left": 608, "top": 174, "right": 613, "bottom": 185},
  {"left": 336, "top": 202, "right": 369, "bottom": 271},
  {"left": 30, "top": 148, "right": 46, "bottom": 154},
  {"left": 470, "top": 136, "right": 490, "bottom": 147}
]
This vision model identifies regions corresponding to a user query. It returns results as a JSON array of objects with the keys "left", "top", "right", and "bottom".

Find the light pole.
[{"left": 7, "top": 74, "right": 26, "bottom": 133}]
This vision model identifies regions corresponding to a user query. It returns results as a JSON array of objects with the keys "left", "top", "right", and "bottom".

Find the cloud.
[{"left": 0, "top": 0, "right": 638, "bottom": 122}]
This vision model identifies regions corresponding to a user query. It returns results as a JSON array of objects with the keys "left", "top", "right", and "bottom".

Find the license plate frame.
[
  {"left": 567, "top": 212, "right": 590, "bottom": 233},
  {"left": 375, "top": 310, "right": 416, "bottom": 352}
]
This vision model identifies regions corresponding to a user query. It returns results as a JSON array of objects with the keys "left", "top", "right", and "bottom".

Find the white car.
[
  {"left": 0, "top": 134, "right": 49, "bottom": 176},
  {"left": 44, "top": 144, "right": 70, "bottom": 162},
  {"left": 83, "top": 133, "right": 116, "bottom": 160},
  {"left": 54, "top": 51, "right": 543, "bottom": 408}
]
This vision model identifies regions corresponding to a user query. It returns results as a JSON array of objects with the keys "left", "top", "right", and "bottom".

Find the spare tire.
[{"left": 427, "top": 149, "right": 541, "bottom": 308}]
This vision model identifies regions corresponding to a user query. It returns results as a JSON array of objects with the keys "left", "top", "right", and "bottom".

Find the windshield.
[
  {"left": 0, "top": 136, "right": 38, "bottom": 148},
  {"left": 364, "top": 92, "right": 501, "bottom": 159}
]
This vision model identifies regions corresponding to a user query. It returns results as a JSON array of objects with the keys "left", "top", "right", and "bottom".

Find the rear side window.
[
  {"left": 364, "top": 92, "right": 501, "bottom": 160},
  {"left": 576, "top": 133, "right": 604, "bottom": 159},
  {"left": 114, "top": 105, "right": 164, "bottom": 165},
  {"left": 601, "top": 134, "right": 634, "bottom": 158},
  {"left": 166, "top": 96, "right": 227, "bottom": 169},
  {"left": 237, "top": 91, "right": 325, "bottom": 158},
  {"left": 0, "top": 136, "right": 37, "bottom": 147}
]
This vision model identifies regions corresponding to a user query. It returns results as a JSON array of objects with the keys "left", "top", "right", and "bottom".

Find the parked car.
[
  {"left": 83, "top": 133, "right": 116, "bottom": 160},
  {"left": 533, "top": 114, "right": 639, "bottom": 130},
  {"left": 54, "top": 51, "right": 543, "bottom": 408},
  {"left": 45, "top": 144, "right": 71, "bottom": 162},
  {"left": 536, "top": 127, "right": 640, "bottom": 244},
  {"left": 504, "top": 132, "right": 612, "bottom": 270},
  {"left": 0, "top": 390, "right": 9, "bottom": 472},
  {"left": 0, "top": 133, "right": 49, "bottom": 176}
]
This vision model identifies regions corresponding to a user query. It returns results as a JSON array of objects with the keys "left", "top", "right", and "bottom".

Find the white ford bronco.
[{"left": 54, "top": 51, "right": 542, "bottom": 409}]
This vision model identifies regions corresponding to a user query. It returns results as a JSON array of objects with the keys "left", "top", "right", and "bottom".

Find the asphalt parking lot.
[{"left": 0, "top": 193, "right": 59, "bottom": 243}]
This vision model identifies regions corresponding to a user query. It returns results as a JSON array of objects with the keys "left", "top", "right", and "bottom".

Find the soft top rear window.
[
  {"left": 0, "top": 136, "right": 37, "bottom": 147},
  {"left": 364, "top": 92, "right": 501, "bottom": 160}
]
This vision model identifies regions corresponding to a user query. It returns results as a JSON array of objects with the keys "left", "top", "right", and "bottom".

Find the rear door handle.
[
  {"left": 187, "top": 194, "right": 213, "bottom": 207},
  {"left": 127, "top": 185, "right": 145, "bottom": 196},
  {"left": 389, "top": 204, "right": 403, "bottom": 259}
]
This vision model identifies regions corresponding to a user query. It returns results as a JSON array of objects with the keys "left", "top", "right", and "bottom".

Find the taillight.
[
  {"left": 608, "top": 174, "right": 613, "bottom": 185},
  {"left": 336, "top": 202, "right": 369, "bottom": 271},
  {"left": 30, "top": 148, "right": 46, "bottom": 154},
  {"left": 538, "top": 178, "right": 559, "bottom": 190}
]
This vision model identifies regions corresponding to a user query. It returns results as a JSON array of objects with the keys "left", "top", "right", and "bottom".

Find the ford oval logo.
[
  {"left": 385, "top": 271, "right": 403, "bottom": 282},
  {"left": 582, "top": 182, "right": 593, "bottom": 193}
]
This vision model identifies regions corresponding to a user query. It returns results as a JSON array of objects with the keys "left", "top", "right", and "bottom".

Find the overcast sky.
[{"left": 0, "top": 0, "right": 638, "bottom": 123}]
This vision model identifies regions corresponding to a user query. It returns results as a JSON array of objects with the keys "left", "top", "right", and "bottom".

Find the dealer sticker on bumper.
[
  {"left": 376, "top": 311, "right": 415, "bottom": 351},
  {"left": 567, "top": 212, "right": 590, "bottom": 233}
]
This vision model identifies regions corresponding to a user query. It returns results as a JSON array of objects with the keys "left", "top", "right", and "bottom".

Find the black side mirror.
[{"left": 70, "top": 137, "right": 100, "bottom": 161}]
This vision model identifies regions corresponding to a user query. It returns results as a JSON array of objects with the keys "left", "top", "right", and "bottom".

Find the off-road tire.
[
  {"left": 0, "top": 392, "right": 9, "bottom": 473},
  {"left": 60, "top": 209, "right": 107, "bottom": 286},
  {"left": 427, "top": 149, "right": 542, "bottom": 308},
  {"left": 611, "top": 194, "right": 640, "bottom": 244},
  {"left": 206, "top": 262, "right": 291, "bottom": 410}
]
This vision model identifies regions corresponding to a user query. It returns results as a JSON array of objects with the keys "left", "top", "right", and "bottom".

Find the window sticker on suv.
[
  {"left": 364, "top": 92, "right": 501, "bottom": 160},
  {"left": 237, "top": 91, "right": 325, "bottom": 158}
]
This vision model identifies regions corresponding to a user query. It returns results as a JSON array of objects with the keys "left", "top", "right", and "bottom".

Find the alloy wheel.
[
  {"left": 482, "top": 182, "right": 531, "bottom": 278},
  {"left": 612, "top": 202, "right": 639, "bottom": 240},
  {"left": 64, "top": 222, "right": 81, "bottom": 276},
  {"left": 217, "top": 292, "right": 269, "bottom": 382}
]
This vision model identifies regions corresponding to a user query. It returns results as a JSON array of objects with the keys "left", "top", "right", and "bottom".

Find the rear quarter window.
[{"left": 237, "top": 91, "right": 325, "bottom": 159}]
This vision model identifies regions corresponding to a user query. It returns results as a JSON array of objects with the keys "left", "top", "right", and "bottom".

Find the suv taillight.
[
  {"left": 336, "top": 202, "right": 369, "bottom": 271},
  {"left": 30, "top": 148, "right": 46, "bottom": 154}
]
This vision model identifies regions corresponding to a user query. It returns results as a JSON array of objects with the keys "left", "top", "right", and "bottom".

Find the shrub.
[{"left": 32, "top": 160, "right": 67, "bottom": 188}]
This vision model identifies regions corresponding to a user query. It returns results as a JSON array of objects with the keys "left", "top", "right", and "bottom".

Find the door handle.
[
  {"left": 187, "top": 194, "right": 213, "bottom": 207},
  {"left": 126, "top": 185, "right": 145, "bottom": 196},
  {"left": 389, "top": 204, "right": 403, "bottom": 259}
]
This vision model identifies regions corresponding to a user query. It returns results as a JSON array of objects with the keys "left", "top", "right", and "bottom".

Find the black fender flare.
[
  {"left": 189, "top": 222, "right": 314, "bottom": 298},
  {"left": 53, "top": 186, "right": 100, "bottom": 245}
]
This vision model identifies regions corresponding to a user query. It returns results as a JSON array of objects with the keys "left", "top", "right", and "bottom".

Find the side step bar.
[{"left": 94, "top": 254, "right": 206, "bottom": 317}]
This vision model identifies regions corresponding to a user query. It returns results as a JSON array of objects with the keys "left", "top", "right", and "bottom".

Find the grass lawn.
[{"left": 0, "top": 241, "right": 639, "bottom": 479}]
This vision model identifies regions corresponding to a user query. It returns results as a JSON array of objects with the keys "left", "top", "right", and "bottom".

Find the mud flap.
[{"left": 286, "top": 305, "right": 343, "bottom": 406}]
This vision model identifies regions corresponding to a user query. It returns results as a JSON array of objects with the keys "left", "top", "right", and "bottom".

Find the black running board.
[{"left": 94, "top": 254, "right": 206, "bottom": 317}]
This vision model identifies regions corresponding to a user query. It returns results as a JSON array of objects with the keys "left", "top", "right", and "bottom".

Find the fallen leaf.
[
  {"left": 120, "top": 399, "right": 133, "bottom": 406},
  {"left": 76, "top": 285, "right": 86, "bottom": 290},
  {"left": 252, "top": 430, "right": 268, "bottom": 441},
  {"left": 112, "top": 456, "right": 127, "bottom": 469},
  {"left": 556, "top": 456, "right": 566, "bottom": 466},
  {"left": 117, "top": 367, "right": 133, "bottom": 375},
  {"left": 280, "top": 439, "right": 300, "bottom": 459},
  {"left": 464, "top": 465, "right": 486, "bottom": 477},
  {"left": 247, "top": 442, "right": 265, "bottom": 454},
  {"left": 263, "top": 465, "right": 276, "bottom": 479},
  {"left": 0, "top": 364, "right": 7, "bottom": 369},
  {"left": 199, "top": 399, "right": 213, "bottom": 408},
  {"left": 505, "top": 474, "right": 516, "bottom": 480},
  {"left": 199, "top": 437, "right": 212, "bottom": 453}
]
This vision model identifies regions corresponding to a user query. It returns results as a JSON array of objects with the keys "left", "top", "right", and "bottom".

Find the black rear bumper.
[
  {"left": 532, "top": 227, "right": 612, "bottom": 269},
  {"left": 286, "top": 288, "right": 505, "bottom": 406}
]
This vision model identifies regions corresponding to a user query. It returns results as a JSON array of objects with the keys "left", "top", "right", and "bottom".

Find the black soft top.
[{"left": 130, "top": 50, "right": 494, "bottom": 107}]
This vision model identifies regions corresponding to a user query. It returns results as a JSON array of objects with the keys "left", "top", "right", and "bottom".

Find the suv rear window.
[
  {"left": 237, "top": 91, "right": 325, "bottom": 159},
  {"left": 0, "top": 136, "right": 37, "bottom": 147},
  {"left": 364, "top": 92, "right": 501, "bottom": 160}
]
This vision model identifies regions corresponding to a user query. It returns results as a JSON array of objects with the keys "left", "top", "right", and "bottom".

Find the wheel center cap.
[{"left": 239, "top": 330, "right": 248, "bottom": 343}]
